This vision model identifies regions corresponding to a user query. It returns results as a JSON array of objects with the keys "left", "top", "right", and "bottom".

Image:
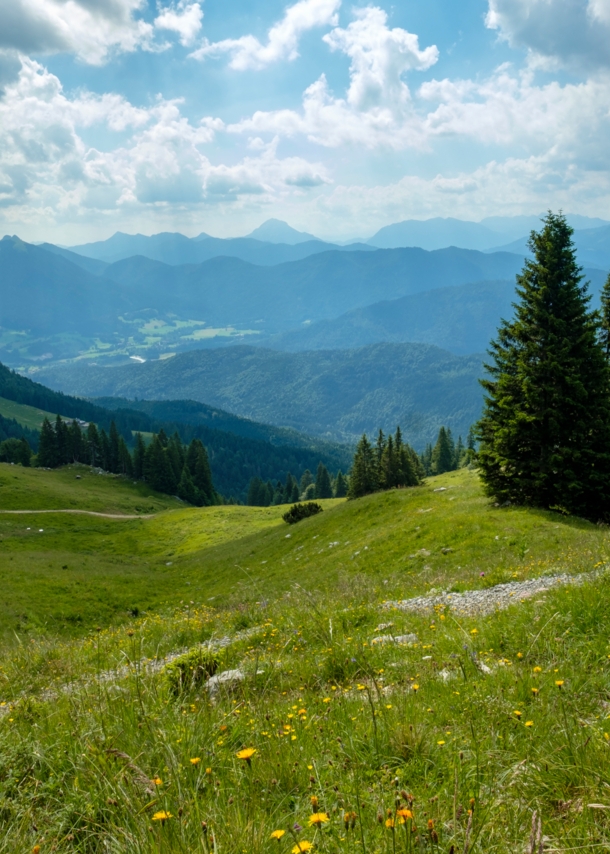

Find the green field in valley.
[
  {"left": 2, "top": 464, "right": 610, "bottom": 853},
  {"left": 0, "top": 395, "right": 55, "bottom": 430}
]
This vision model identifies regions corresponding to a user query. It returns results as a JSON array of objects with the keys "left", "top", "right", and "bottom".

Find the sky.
[{"left": 1, "top": 0, "right": 610, "bottom": 243}]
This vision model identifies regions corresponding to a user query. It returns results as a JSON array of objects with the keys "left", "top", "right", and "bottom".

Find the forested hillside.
[
  {"left": 38, "top": 343, "right": 484, "bottom": 446},
  {"left": 0, "top": 363, "right": 351, "bottom": 501}
]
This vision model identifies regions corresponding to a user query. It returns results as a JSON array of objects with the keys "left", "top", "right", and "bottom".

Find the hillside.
[
  {"left": 37, "top": 343, "right": 485, "bottom": 446},
  {"left": 0, "top": 362, "right": 352, "bottom": 500},
  {"left": 263, "top": 268, "right": 610, "bottom": 355},
  {"left": 2, "top": 468, "right": 610, "bottom": 853}
]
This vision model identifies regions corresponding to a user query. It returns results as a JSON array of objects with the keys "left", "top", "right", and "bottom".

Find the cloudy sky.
[{"left": 1, "top": 0, "right": 610, "bottom": 243}]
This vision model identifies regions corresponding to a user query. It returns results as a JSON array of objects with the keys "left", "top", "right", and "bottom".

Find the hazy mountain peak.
[{"left": 246, "top": 219, "right": 321, "bottom": 245}]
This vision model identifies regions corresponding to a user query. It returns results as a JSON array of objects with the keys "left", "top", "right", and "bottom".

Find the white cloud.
[
  {"left": 190, "top": 0, "right": 341, "bottom": 69},
  {"left": 154, "top": 0, "right": 203, "bottom": 47},
  {"left": 229, "top": 6, "right": 438, "bottom": 148},
  {"left": 0, "top": 0, "right": 154, "bottom": 65},
  {"left": 0, "top": 58, "right": 329, "bottom": 228},
  {"left": 486, "top": 0, "right": 610, "bottom": 70}
]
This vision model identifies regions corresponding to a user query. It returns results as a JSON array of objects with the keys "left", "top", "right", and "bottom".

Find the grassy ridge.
[
  {"left": 1, "top": 467, "right": 610, "bottom": 851},
  {"left": 0, "top": 395, "right": 54, "bottom": 430}
]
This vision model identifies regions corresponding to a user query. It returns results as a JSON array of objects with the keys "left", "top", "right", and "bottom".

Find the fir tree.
[
  {"left": 68, "top": 420, "right": 84, "bottom": 463},
  {"left": 348, "top": 434, "right": 378, "bottom": 498},
  {"left": 55, "top": 415, "right": 69, "bottom": 465},
  {"left": 300, "top": 469, "right": 313, "bottom": 494},
  {"left": 431, "top": 427, "right": 455, "bottom": 475},
  {"left": 118, "top": 437, "right": 133, "bottom": 476},
  {"left": 133, "top": 432, "right": 146, "bottom": 479},
  {"left": 37, "top": 417, "right": 58, "bottom": 468},
  {"left": 477, "top": 212, "right": 610, "bottom": 520},
  {"left": 99, "top": 429, "right": 111, "bottom": 471},
  {"left": 177, "top": 465, "right": 198, "bottom": 505},
  {"left": 144, "top": 435, "right": 177, "bottom": 494},
  {"left": 334, "top": 470, "right": 348, "bottom": 498},
  {"left": 86, "top": 423, "right": 101, "bottom": 467},
  {"left": 315, "top": 462, "right": 333, "bottom": 499}
]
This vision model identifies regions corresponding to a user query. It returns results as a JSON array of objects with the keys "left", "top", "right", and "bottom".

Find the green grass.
[
  {"left": 3, "top": 466, "right": 610, "bottom": 852},
  {"left": 0, "top": 395, "right": 55, "bottom": 430}
]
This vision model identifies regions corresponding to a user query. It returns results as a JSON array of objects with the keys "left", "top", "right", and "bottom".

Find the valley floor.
[{"left": 2, "top": 465, "right": 610, "bottom": 852}]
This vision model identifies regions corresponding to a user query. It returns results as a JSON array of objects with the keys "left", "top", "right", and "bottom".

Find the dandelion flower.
[
  {"left": 236, "top": 748, "right": 257, "bottom": 764},
  {"left": 525, "top": 721, "right": 534, "bottom": 727},
  {"left": 206, "top": 767, "right": 212, "bottom": 774},
  {"left": 513, "top": 710, "right": 522, "bottom": 719},
  {"left": 533, "top": 666, "right": 542, "bottom": 673},
  {"left": 412, "top": 684, "right": 419, "bottom": 692},
  {"left": 292, "top": 842, "right": 314, "bottom": 853},
  {"left": 152, "top": 776, "right": 163, "bottom": 786},
  {"left": 270, "top": 830, "right": 286, "bottom": 840},
  {"left": 555, "top": 680, "right": 564, "bottom": 689},
  {"left": 152, "top": 811, "right": 173, "bottom": 822},
  {"left": 397, "top": 808, "right": 413, "bottom": 819},
  {"left": 437, "top": 740, "right": 445, "bottom": 746},
  {"left": 470, "top": 629, "right": 478, "bottom": 635},
  {"left": 531, "top": 688, "right": 539, "bottom": 695},
  {"left": 309, "top": 812, "right": 330, "bottom": 826},
  {"left": 190, "top": 758, "right": 201, "bottom": 766}
]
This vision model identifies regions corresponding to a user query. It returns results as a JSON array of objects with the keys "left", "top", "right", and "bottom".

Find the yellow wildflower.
[
  {"left": 292, "top": 842, "right": 314, "bottom": 853},
  {"left": 309, "top": 812, "right": 330, "bottom": 826},
  {"left": 152, "top": 811, "right": 173, "bottom": 822},
  {"left": 270, "top": 830, "right": 285, "bottom": 840},
  {"left": 152, "top": 776, "right": 163, "bottom": 786},
  {"left": 190, "top": 758, "right": 201, "bottom": 766},
  {"left": 236, "top": 748, "right": 256, "bottom": 763}
]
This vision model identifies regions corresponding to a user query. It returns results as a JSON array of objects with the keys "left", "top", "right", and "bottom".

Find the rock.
[
  {"left": 371, "top": 633, "right": 419, "bottom": 646},
  {"left": 433, "top": 487, "right": 447, "bottom": 492},
  {"left": 374, "top": 622, "right": 394, "bottom": 632},
  {"left": 206, "top": 669, "right": 244, "bottom": 695},
  {"left": 441, "top": 547, "right": 453, "bottom": 554}
]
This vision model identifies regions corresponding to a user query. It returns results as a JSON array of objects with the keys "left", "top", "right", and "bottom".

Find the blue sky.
[{"left": 1, "top": 0, "right": 610, "bottom": 243}]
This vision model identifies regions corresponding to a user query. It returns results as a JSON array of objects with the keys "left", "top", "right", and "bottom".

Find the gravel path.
[
  {"left": 384, "top": 573, "right": 587, "bottom": 617},
  {"left": 0, "top": 509, "right": 155, "bottom": 519}
]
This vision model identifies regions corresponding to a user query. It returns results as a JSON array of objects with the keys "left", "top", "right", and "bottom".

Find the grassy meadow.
[{"left": 2, "top": 465, "right": 610, "bottom": 852}]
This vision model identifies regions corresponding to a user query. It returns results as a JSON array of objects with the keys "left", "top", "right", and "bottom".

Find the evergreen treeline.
[
  {"left": 246, "top": 462, "right": 348, "bottom": 506},
  {"left": 348, "top": 427, "right": 423, "bottom": 499},
  {"left": 419, "top": 426, "right": 475, "bottom": 475},
  {"left": 478, "top": 212, "right": 610, "bottom": 522},
  {"left": 36, "top": 415, "right": 217, "bottom": 505}
]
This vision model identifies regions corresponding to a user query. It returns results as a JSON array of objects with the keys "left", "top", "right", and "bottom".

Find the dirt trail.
[{"left": 0, "top": 509, "right": 155, "bottom": 519}]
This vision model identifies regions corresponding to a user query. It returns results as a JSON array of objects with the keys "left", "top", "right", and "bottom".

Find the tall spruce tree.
[
  {"left": 315, "top": 462, "right": 333, "bottom": 499},
  {"left": 37, "top": 417, "right": 58, "bottom": 468},
  {"left": 334, "top": 470, "right": 348, "bottom": 498},
  {"left": 431, "top": 427, "right": 455, "bottom": 474},
  {"left": 348, "top": 434, "right": 378, "bottom": 498},
  {"left": 477, "top": 212, "right": 610, "bottom": 520}
]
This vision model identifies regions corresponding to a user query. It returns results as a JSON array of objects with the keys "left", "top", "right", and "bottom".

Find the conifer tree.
[
  {"left": 55, "top": 415, "right": 69, "bottom": 465},
  {"left": 431, "top": 427, "right": 455, "bottom": 474},
  {"left": 132, "top": 432, "right": 146, "bottom": 479},
  {"left": 300, "top": 469, "right": 313, "bottom": 494},
  {"left": 477, "top": 212, "right": 610, "bottom": 519},
  {"left": 600, "top": 272, "right": 610, "bottom": 358},
  {"left": 99, "top": 429, "right": 111, "bottom": 471},
  {"left": 348, "top": 434, "right": 378, "bottom": 498},
  {"left": 86, "top": 423, "right": 101, "bottom": 467},
  {"left": 118, "top": 437, "right": 133, "bottom": 476},
  {"left": 37, "top": 417, "right": 58, "bottom": 468},
  {"left": 178, "top": 465, "right": 198, "bottom": 505},
  {"left": 315, "top": 462, "right": 333, "bottom": 499},
  {"left": 144, "top": 434, "right": 176, "bottom": 494},
  {"left": 68, "top": 420, "right": 84, "bottom": 463},
  {"left": 334, "top": 470, "right": 348, "bottom": 498}
]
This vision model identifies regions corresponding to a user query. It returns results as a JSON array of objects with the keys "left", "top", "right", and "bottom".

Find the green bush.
[{"left": 282, "top": 502, "right": 323, "bottom": 524}]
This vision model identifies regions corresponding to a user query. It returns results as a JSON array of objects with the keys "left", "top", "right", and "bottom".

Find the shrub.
[{"left": 282, "top": 502, "right": 323, "bottom": 524}]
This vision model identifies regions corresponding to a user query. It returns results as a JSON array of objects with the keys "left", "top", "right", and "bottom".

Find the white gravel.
[{"left": 383, "top": 573, "right": 587, "bottom": 617}]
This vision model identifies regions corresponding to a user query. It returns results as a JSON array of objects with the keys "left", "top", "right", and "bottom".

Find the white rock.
[{"left": 206, "top": 669, "right": 244, "bottom": 694}]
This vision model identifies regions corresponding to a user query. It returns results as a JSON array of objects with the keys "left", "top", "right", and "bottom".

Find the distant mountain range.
[
  {"left": 489, "top": 224, "right": 610, "bottom": 270},
  {"left": 53, "top": 214, "right": 610, "bottom": 267},
  {"left": 0, "top": 235, "right": 526, "bottom": 368},
  {"left": 36, "top": 343, "right": 485, "bottom": 447}
]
